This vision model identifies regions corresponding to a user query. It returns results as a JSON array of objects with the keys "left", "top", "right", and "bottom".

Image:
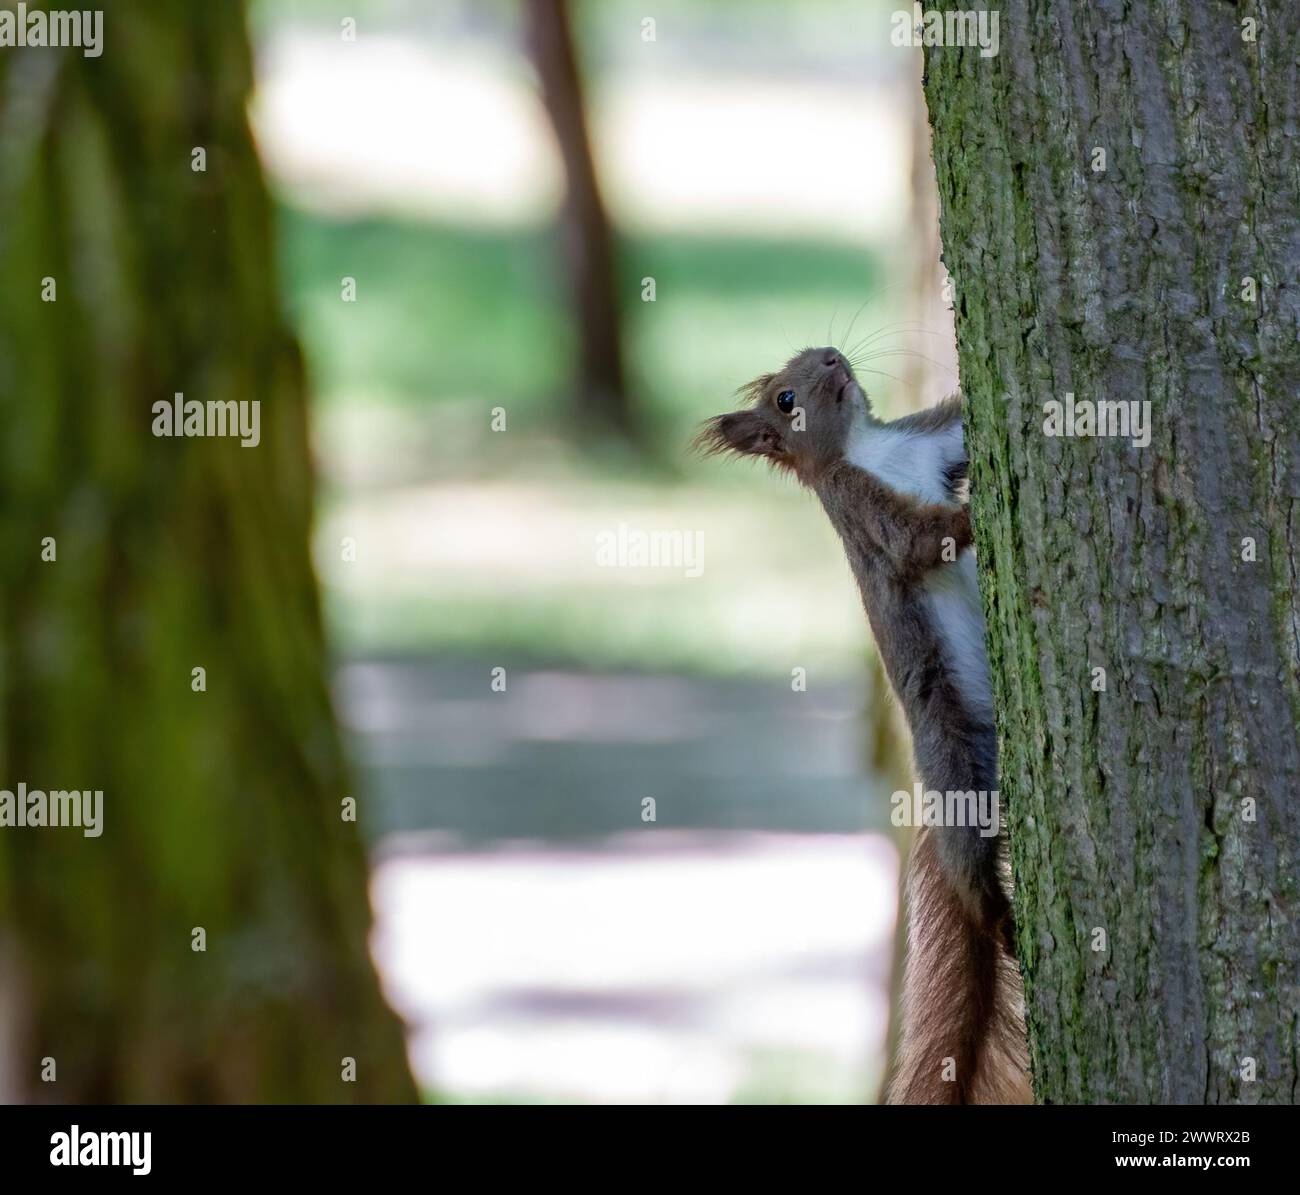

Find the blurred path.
[
  {"left": 371, "top": 832, "right": 896, "bottom": 1104},
  {"left": 337, "top": 657, "right": 891, "bottom": 840},
  {"left": 338, "top": 658, "right": 899, "bottom": 1103}
]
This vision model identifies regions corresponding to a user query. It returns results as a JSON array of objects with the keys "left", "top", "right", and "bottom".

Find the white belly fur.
[
  {"left": 924, "top": 551, "right": 994, "bottom": 719},
  {"left": 844, "top": 420, "right": 956, "bottom": 506},
  {"left": 845, "top": 408, "right": 993, "bottom": 720}
]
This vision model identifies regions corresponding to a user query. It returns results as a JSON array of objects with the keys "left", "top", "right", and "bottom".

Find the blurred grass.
[
  {"left": 276, "top": 202, "right": 900, "bottom": 676},
  {"left": 315, "top": 476, "right": 870, "bottom": 678},
  {"left": 277, "top": 205, "right": 892, "bottom": 454}
]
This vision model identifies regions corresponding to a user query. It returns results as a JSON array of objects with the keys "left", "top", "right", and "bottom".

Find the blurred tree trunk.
[
  {"left": 0, "top": 5, "right": 416, "bottom": 1102},
  {"left": 902, "top": 48, "right": 957, "bottom": 408},
  {"left": 525, "top": 0, "right": 635, "bottom": 443},
  {"left": 924, "top": 3, "right": 1300, "bottom": 1102}
]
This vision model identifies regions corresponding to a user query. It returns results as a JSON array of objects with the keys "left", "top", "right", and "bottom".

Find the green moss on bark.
[{"left": 925, "top": 1, "right": 1300, "bottom": 1103}]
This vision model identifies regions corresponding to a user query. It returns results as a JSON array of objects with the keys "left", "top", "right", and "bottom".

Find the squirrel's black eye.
[{"left": 776, "top": 389, "right": 796, "bottom": 414}]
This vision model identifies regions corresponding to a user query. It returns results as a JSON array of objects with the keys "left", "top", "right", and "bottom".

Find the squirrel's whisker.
[
  {"left": 856, "top": 348, "right": 959, "bottom": 376},
  {"left": 836, "top": 281, "right": 912, "bottom": 349}
]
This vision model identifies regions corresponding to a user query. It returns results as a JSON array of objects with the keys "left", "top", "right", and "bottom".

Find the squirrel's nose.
[{"left": 823, "top": 352, "right": 841, "bottom": 369}]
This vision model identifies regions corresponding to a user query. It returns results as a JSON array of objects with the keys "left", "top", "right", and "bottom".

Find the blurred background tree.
[
  {"left": 525, "top": 0, "right": 634, "bottom": 446},
  {"left": 0, "top": 1, "right": 415, "bottom": 1101}
]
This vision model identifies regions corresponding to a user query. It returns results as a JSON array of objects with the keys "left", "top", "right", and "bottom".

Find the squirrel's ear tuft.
[{"left": 693, "top": 410, "right": 783, "bottom": 461}]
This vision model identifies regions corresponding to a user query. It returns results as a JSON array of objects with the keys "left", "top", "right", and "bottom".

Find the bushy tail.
[{"left": 887, "top": 828, "right": 1031, "bottom": 1104}]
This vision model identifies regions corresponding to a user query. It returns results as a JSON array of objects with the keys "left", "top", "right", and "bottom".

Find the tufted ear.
[{"left": 694, "top": 409, "right": 784, "bottom": 460}]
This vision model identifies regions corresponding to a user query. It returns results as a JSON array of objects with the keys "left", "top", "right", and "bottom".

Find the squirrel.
[{"left": 697, "top": 346, "right": 1030, "bottom": 1104}]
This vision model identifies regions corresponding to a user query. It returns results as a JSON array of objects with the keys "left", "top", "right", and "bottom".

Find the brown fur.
[
  {"left": 889, "top": 830, "right": 1031, "bottom": 1103},
  {"left": 699, "top": 346, "right": 1030, "bottom": 1103},
  {"left": 891, "top": 391, "right": 965, "bottom": 436},
  {"left": 694, "top": 349, "right": 857, "bottom": 486},
  {"left": 816, "top": 459, "right": 1011, "bottom": 950}
]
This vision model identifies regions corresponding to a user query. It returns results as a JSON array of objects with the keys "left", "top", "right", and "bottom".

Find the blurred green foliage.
[
  {"left": 275, "top": 205, "right": 895, "bottom": 677},
  {"left": 277, "top": 205, "right": 888, "bottom": 458}
]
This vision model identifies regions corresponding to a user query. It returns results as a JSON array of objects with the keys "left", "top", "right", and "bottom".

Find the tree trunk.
[
  {"left": 525, "top": 0, "right": 635, "bottom": 443},
  {"left": 923, "top": 2, "right": 1300, "bottom": 1103},
  {"left": 0, "top": 5, "right": 417, "bottom": 1102}
]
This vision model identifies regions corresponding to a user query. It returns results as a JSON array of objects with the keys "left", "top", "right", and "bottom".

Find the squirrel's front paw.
[{"left": 948, "top": 507, "right": 973, "bottom": 552}]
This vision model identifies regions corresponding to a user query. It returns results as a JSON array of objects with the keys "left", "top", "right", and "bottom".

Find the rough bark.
[
  {"left": 923, "top": 2, "right": 1300, "bottom": 1103},
  {"left": 525, "top": 0, "right": 635, "bottom": 442},
  {"left": 0, "top": 5, "right": 416, "bottom": 1102}
]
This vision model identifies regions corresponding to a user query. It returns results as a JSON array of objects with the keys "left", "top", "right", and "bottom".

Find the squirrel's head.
[{"left": 695, "top": 346, "right": 866, "bottom": 485}]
